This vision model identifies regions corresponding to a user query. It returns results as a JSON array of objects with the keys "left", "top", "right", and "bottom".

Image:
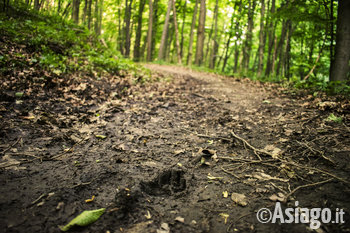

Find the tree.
[
  {"left": 209, "top": 0, "right": 219, "bottom": 69},
  {"left": 242, "top": 0, "right": 256, "bottom": 72},
  {"left": 134, "top": 0, "right": 146, "bottom": 61},
  {"left": 172, "top": 0, "right": 182, "bottom": 64},
  {"left": 257, "top": 0, "right": 265, "bottom": 77},
  {"left": 72, "top": 0, "right": 80, "bottom": 24},
  {"left": 187, "top": 0, "right": 199, "bottom": 66},
  {"left": 330, "top": 0, "right": 350, "bottom": 82},
  {"left": 195, "top": 0, "right": 206, "bottom": 66},
  {"left": 158, "top": 0, "right": 173, "bottom": 61},
  {"left": 146, "top": 0, "right": 154, "bottom": 61},
  {"left": 123, "top": 0, "right": 133, "bottom": 57}
]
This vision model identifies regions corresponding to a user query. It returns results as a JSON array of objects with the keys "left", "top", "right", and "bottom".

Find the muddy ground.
[{"left": 0, "top": 64, "right": 350, "bottom": 233}]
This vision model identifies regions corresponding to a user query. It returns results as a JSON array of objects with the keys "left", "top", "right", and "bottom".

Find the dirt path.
[{"left": 1, "top": 64, "right": 349, "bottom": 233}]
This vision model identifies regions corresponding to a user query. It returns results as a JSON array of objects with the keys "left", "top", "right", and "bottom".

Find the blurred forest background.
[{"left": 1, "top": 0, "right": 350, "bottom": 94}]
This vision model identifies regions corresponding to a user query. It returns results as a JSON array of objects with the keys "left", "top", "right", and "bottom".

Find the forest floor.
[{"left": 1, "top": 63, "right": 350, "bottom": 233}]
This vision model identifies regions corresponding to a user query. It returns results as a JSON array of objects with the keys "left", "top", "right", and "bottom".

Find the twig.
[
  {"left": 230, "top": 131, "right": 262, "bottom": 160},
  {"left": 283, "top": 178, "right": 334, "bottom": 203},
  {"left": 221, "top": 166, "right": 241, "bottom": 179},
  {"left": 52, "top": 136, "right": 88, "bottom": 160},
  {"left": 0, "top": 137, "right": 22, "bottom": 155},
  {"left": 296, "top": 141, "right": 335, "bottom": 165}
]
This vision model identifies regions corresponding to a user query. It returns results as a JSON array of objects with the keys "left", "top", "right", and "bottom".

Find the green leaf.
[
  {"left": 326, "top": 113, "right": 342, "bottom": 123},
  {"left": 59, "top": 208, "right": 105, "bottom": 231}
]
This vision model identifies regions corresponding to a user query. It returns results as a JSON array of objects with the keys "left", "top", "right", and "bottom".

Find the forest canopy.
[{"left": 2, "top": 0, "right": 350, "bottom": 94}]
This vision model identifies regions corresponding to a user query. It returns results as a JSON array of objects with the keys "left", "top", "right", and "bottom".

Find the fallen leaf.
[
  {"left": 59, "top": 208, "right": 105, "bottom": 231},
  {"left": 231, "top": 192, "right": 247, "bottom": 206},
  {"left": 223, "top": 191, "right": 229, "bottom": 198},
  {"left": 269, "top": 193, "right": 286, "bottom": 202},
  {"left": 175, "top": 216, "right": 185, "bottom": 223}
]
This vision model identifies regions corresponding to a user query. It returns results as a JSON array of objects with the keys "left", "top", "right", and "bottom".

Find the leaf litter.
[{"left": 0, "top": 64, "right": 350, "bottom": 233}]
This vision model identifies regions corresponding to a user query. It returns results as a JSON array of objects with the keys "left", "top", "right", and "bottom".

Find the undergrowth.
[{"left": 0, "top": 5, "right": 144, "bottom": 79}]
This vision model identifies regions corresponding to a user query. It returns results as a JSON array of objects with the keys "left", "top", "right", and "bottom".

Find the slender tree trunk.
[
  {"left": 330, "top": 0, "right": 350, "bottom": 82},
  {"left": 195, "top": 0, "right": 206, "bottom": 66},
  {"left": 233, "top": 0, "right": 242, "bottom": 73},
  {"left": 257, "top": 0, "right": 265, "bottom": 77},
  {"left": 94, "top": 0, "right": 99, "bottom": 34},
  {"left": 265, "top": 0, "right": 275, "bottom": 76},
  {"left": 82, "top": 0, "right": 87, "bottom": 24},
  {"left": 180, "top": 0, "right": 187, "bottom": 58},
  {"left": 151, "top": 0, "right": 159, "bottom": 60},
  {"left": 158, "top": 0, "right": 172, "bottom": 61},
  {"left": 72, "top": 0, "right": 80, "bottom": 24},
  {"left": 187, "top": 0, "right": 199, "bottom": 66},
  {"left": 87, "top": 0, "right": 92, "bottom": 29},
  {"left": 285, "top": 20, "right": 293, "bottom": 79},
  {"left": 34, "top": 0, "right": 40, "bottom": 10},
  {"left": 134, "top": 0, "right": 146, "bottom": 61},
  {"left": 209, "top": 0, "right": 219, "bottom": 69},
  {"left": 329, "top": 0, "right": 335, "bottom": 76},
  {"left": 124, "top": 0, "right": 133, "bottom": 57},
  {"left": 172, "top": 0, "right": 182, "bottom": 64},
  {"left": 276, "top": 19, "right": 288, "bottom": 76},
  {"left": 146, "top": 0, "right": 153, "bottom": 61},
  {"left": 242, "top": 0, "right": 256, "bottom": 72},
  {"left": 222, "top": 13, "right": 235, "bottom": 72}
]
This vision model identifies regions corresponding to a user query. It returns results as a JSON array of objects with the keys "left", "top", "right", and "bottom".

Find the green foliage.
[{"left": 0, "top": 5, "right": 139, "bottom": 78}]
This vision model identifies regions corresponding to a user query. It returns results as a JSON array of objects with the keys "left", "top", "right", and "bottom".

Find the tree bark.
[
  {"left": 209, "top": 0, "right": 219, "bottom": 69},
  {"left": 180, "top": 0, "right": 187, "bottom": 58},
  {"left": 72, "top": 0, "right": 80, "bottom": 24},
  {"left": 195, "top": 0, "right": 206, "bottom": 66},
  {"left": 134, "top": 0, "right": 146, "bottom": 61},
  {"left": 187, "top": 0, "right": 199, "bottom": 66},
  {"left": 257, "top": 0, "right": 265, "bottom": 77},
  {"left": 264, "top": 0, "right": 275, "bottom": 76},
  {"left": 330, "top": 0, "right": 350, "bottom": 82},
  {"left": 158, "top": 0, "right": 172, "bottom": 61},
  {"left": 124, "top": 0, "right": 133, "bottom": 58},
  {"left": 146, "top": 0, "right": 153, "bottom": 61},
  {"left": 242, "top": 0, "right": 256, "bottom": 72},
  {"left": 172, "top": 0, "right": 182, "bottom": 64}
]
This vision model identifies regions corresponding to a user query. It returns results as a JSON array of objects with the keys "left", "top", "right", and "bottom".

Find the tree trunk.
[
  {"left": 221, "top": 13, "right": 235, "bottom": 72},
  {"left": 94, "top": 0, "right": 99, "bottom": 34},
  {"left": 209, "top": 0, "right": 219, "bottom": 69},
  {"left": 242, "top": 0, "right": 256, "bottom": 72},
  {"left": 124, "top": 0, "right": 133, "bottom": 58},
  {"left": 257, "top": 0, "right": 265, "bottom": 77},
  {"left": 72, "top": 0, "right": 80, "bottom": 24},
  {"left": 172, "top": 0, "right": 182, "bottom": 64},
  {"left": 151, "top": 0, "right": 159, "bottom": 60},
  {"left": 82, "top": 0, "right": 87, "bottom": 24},
  {"left": 264, "top": 0, "right": 275, "bottom": 76},
  {"left": 180, "top": 0, "right": 187, "bottom": 58},
  {"left": 134, "top": 0, "right": 146, "bottom": 61},
  {"left": 34, "top": 0, "right": 40, "bottom": 10},
  {"left": 146, "top": 0, "right": 153, "bottom": 61},
  {"left": 158, "top": 0, "right": 172, "bottom": 61},
  {"left": 276, "top": 19, "right": 288, "bottom": 76},
  {"left": 330, "top": 0, "right": 350, "bottom": 82},
  {"left": 87, "top": 0, "right": 92, "bottom": 29},
  {"left": 187, "top": 0, "right": 199, "bottom": 66},
  {"left": 195, "top": 0, "right": 206, "bottom": 66}
]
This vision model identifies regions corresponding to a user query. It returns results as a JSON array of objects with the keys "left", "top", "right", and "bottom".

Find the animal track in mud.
[{"left": 141, "top": 169, "right": 187, "bottom": 196}]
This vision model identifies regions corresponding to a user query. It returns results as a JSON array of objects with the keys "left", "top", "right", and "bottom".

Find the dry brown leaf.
[{"left": 231, "top": 192, "right": 247, "bottom": 206}]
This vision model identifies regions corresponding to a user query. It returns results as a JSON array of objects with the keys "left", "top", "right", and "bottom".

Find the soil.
[{"left": 1, "top": 64, "right": 350, "bottom": 233}]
